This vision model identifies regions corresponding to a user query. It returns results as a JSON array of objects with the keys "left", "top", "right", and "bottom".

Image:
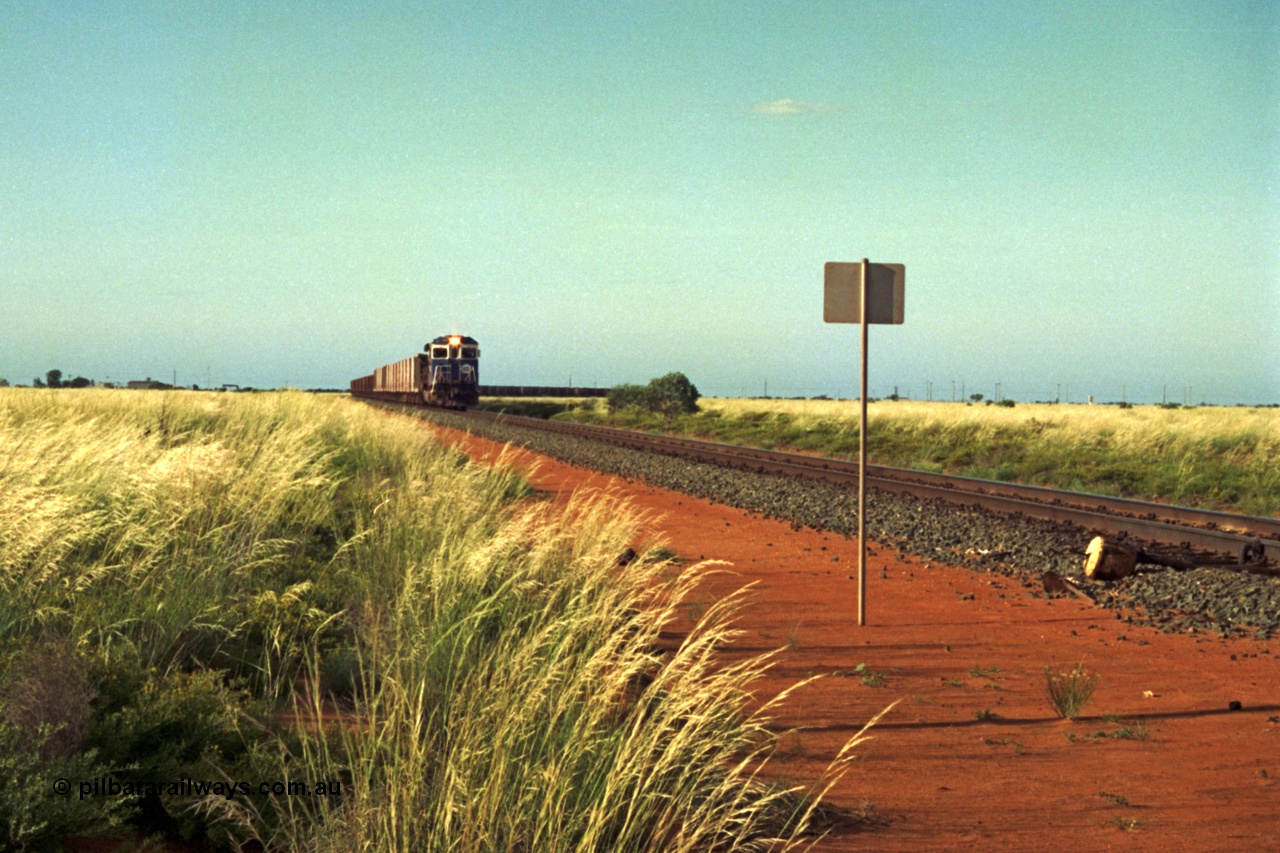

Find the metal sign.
[
  {"left": 823, "top": 258, "right": 905, "bottom": 628},
  {"left": 823, "top": 262, "right": 905, "bottom": 324}
]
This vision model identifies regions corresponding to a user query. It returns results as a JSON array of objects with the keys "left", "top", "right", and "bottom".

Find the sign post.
[{"left": 824, "top": 260, "right": 904, "bottom": 626}]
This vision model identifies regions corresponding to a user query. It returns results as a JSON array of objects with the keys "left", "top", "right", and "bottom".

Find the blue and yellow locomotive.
[{"left": 349, "top": 334, "right": 480, "bottom": 409}]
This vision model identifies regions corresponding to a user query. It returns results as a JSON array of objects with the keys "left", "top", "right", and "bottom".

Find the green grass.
[
  {"left": 472, "top": 397, "right": 599, "bottom": 419},
  {"left": 553, "top": 398, "right": 1280, "bottom": 516},
  {"left": 1090, "top": 721, "right": 1149, "bottom": 741},
  {"left": 0, "top": 388, "right": 884, "bottom": 851}
]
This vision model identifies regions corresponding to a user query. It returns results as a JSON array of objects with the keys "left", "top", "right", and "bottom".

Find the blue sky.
[{"left": 2, "top": 1, "right": 1277, "bottom": 402}]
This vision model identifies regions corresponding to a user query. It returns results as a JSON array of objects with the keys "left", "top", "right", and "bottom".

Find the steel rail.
[{"left": 450, "top": 409, "right": 1280, "bottom": 564}]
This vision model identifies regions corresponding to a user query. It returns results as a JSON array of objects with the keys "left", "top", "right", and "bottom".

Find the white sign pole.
[{"left": 858, "top": 258, "right": 869, "bottom": 626}]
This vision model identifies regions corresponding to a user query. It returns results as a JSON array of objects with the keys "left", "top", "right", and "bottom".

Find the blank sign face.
[{"left": 824, "top": 262, "right": 905, "bottom": 324}]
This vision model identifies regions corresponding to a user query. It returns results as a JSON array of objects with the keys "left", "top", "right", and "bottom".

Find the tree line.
[
  {"left": 0, "top": 371, "right": 90, "bottom": 388},
  {"left": 0, "top": 371, "right": 179, "bottom": 390},
  {"left": 35, "top": 369, "right": 96, "bottom": 388}
]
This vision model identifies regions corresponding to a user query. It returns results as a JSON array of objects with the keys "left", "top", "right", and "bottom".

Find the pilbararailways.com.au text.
[{"left": 54, "top": 777, "right": 343, "bottom": 801}]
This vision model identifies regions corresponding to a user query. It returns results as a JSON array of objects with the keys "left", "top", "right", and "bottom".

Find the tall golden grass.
[{"left": 0, "top": 388, "right": 882, "bottom": 850}]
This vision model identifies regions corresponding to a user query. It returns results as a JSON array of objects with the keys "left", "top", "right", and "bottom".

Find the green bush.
[
  {"left": 0, "top": 721, "right": 135, "bottom": 852},
  {"left": 86, "top": 661, "right": 263, "bottom": 844},
  {"left": 608, "top": 373, "right": 700, "bottom": 417},
  {"left": 606, "top": 383, "right": 650, "bottom": 413},
  {"left": 0, "top": 643, "right": 134, "bottom": 851},
  {"left": 647, "top": 372, "right": 700, "bottom": 416}
]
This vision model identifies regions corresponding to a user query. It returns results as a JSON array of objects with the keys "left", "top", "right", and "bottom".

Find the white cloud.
[{"left": 749, "top": 98, "right": 840, "bottom": 116}]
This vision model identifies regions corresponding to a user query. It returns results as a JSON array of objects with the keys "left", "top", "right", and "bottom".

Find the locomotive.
[{"left": 349, "top": 334, "right": 480, "bottom": 409}]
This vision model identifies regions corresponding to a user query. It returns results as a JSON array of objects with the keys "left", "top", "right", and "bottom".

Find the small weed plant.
[
  {"left": 1046, "top": 662, "right": 1101, "bottom": 719},
  {"left": 1076, "top": 720, "right": 1149, "bottom": 742},
  {"left": 1108, "top": 720, "right": 1149, "bottom": 740},
  {"left": 853, "top": 663, "right": 886, "bottom": 687},
  {"left": 833, "top": 664, "right": 887, "bottom": 686}
]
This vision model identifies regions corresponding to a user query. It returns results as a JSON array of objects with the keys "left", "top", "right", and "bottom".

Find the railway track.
[
  {"left": 458, "top": 409, "right": 1280, "bottom": 568},
  {"left": 368, "top": 399, "right": 1280, "bottom": 635}
]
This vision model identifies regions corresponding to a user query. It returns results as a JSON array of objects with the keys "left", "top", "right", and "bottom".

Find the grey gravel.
[{"left": 411, "top": 407, "right": 1279, "bottom": 640}]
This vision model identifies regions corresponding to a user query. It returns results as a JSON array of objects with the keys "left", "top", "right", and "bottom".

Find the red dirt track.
[{"left": 424, "top": 416, "right": 1280, "bottom": 851}]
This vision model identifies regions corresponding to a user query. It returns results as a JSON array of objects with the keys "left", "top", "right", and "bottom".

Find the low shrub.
[
  {"left": 0, "top": 721, "right": 135, "bottom": 851},
  {"left": 0, "top": 641, "right": 92, "bottom": 762},
  {"left": 86, "top": 660, "right": 265, "bottom": 843},
  {"left": 606, "top": 383, "right": 651, "bottom": 413}
]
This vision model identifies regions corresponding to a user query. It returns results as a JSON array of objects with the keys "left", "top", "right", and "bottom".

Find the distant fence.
[{"left": 479, "top": 386, "right": 608, "bottom": 398}]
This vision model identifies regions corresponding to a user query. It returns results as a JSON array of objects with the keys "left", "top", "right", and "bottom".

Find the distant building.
[{"left": 127, "top": 378, "right": 153, "bottom": 390}]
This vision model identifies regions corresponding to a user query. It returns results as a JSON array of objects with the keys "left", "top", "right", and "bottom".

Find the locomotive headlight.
[{"left": 448, "top": 335, "right": 461, "bottom": 346}]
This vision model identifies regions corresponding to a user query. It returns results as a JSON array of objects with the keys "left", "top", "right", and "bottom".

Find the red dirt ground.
[{"left": 425, "top": 418, "right": 1280, "bottom": 852}]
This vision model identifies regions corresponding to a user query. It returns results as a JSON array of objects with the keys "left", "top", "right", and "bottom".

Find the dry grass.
[
  {"left": 704, "top": 398, "right": 1280, "bottom": 455},
  {"left": 0, "top": 388, "right": 883, "bottom": 850},
  {"left": 1045, "top": 662, "right": 1102, "bottom": 720},
  {"left": 605, "top": 398, "right": 1280, "bottom": 515}
]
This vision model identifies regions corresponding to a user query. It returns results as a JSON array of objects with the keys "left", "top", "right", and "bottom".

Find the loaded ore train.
[
  {"left": 350, "top": 335, "right": 610, "bottom": 409},
  {"left": 350, "top": 335, "right": 481, "bottom": 409}
]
